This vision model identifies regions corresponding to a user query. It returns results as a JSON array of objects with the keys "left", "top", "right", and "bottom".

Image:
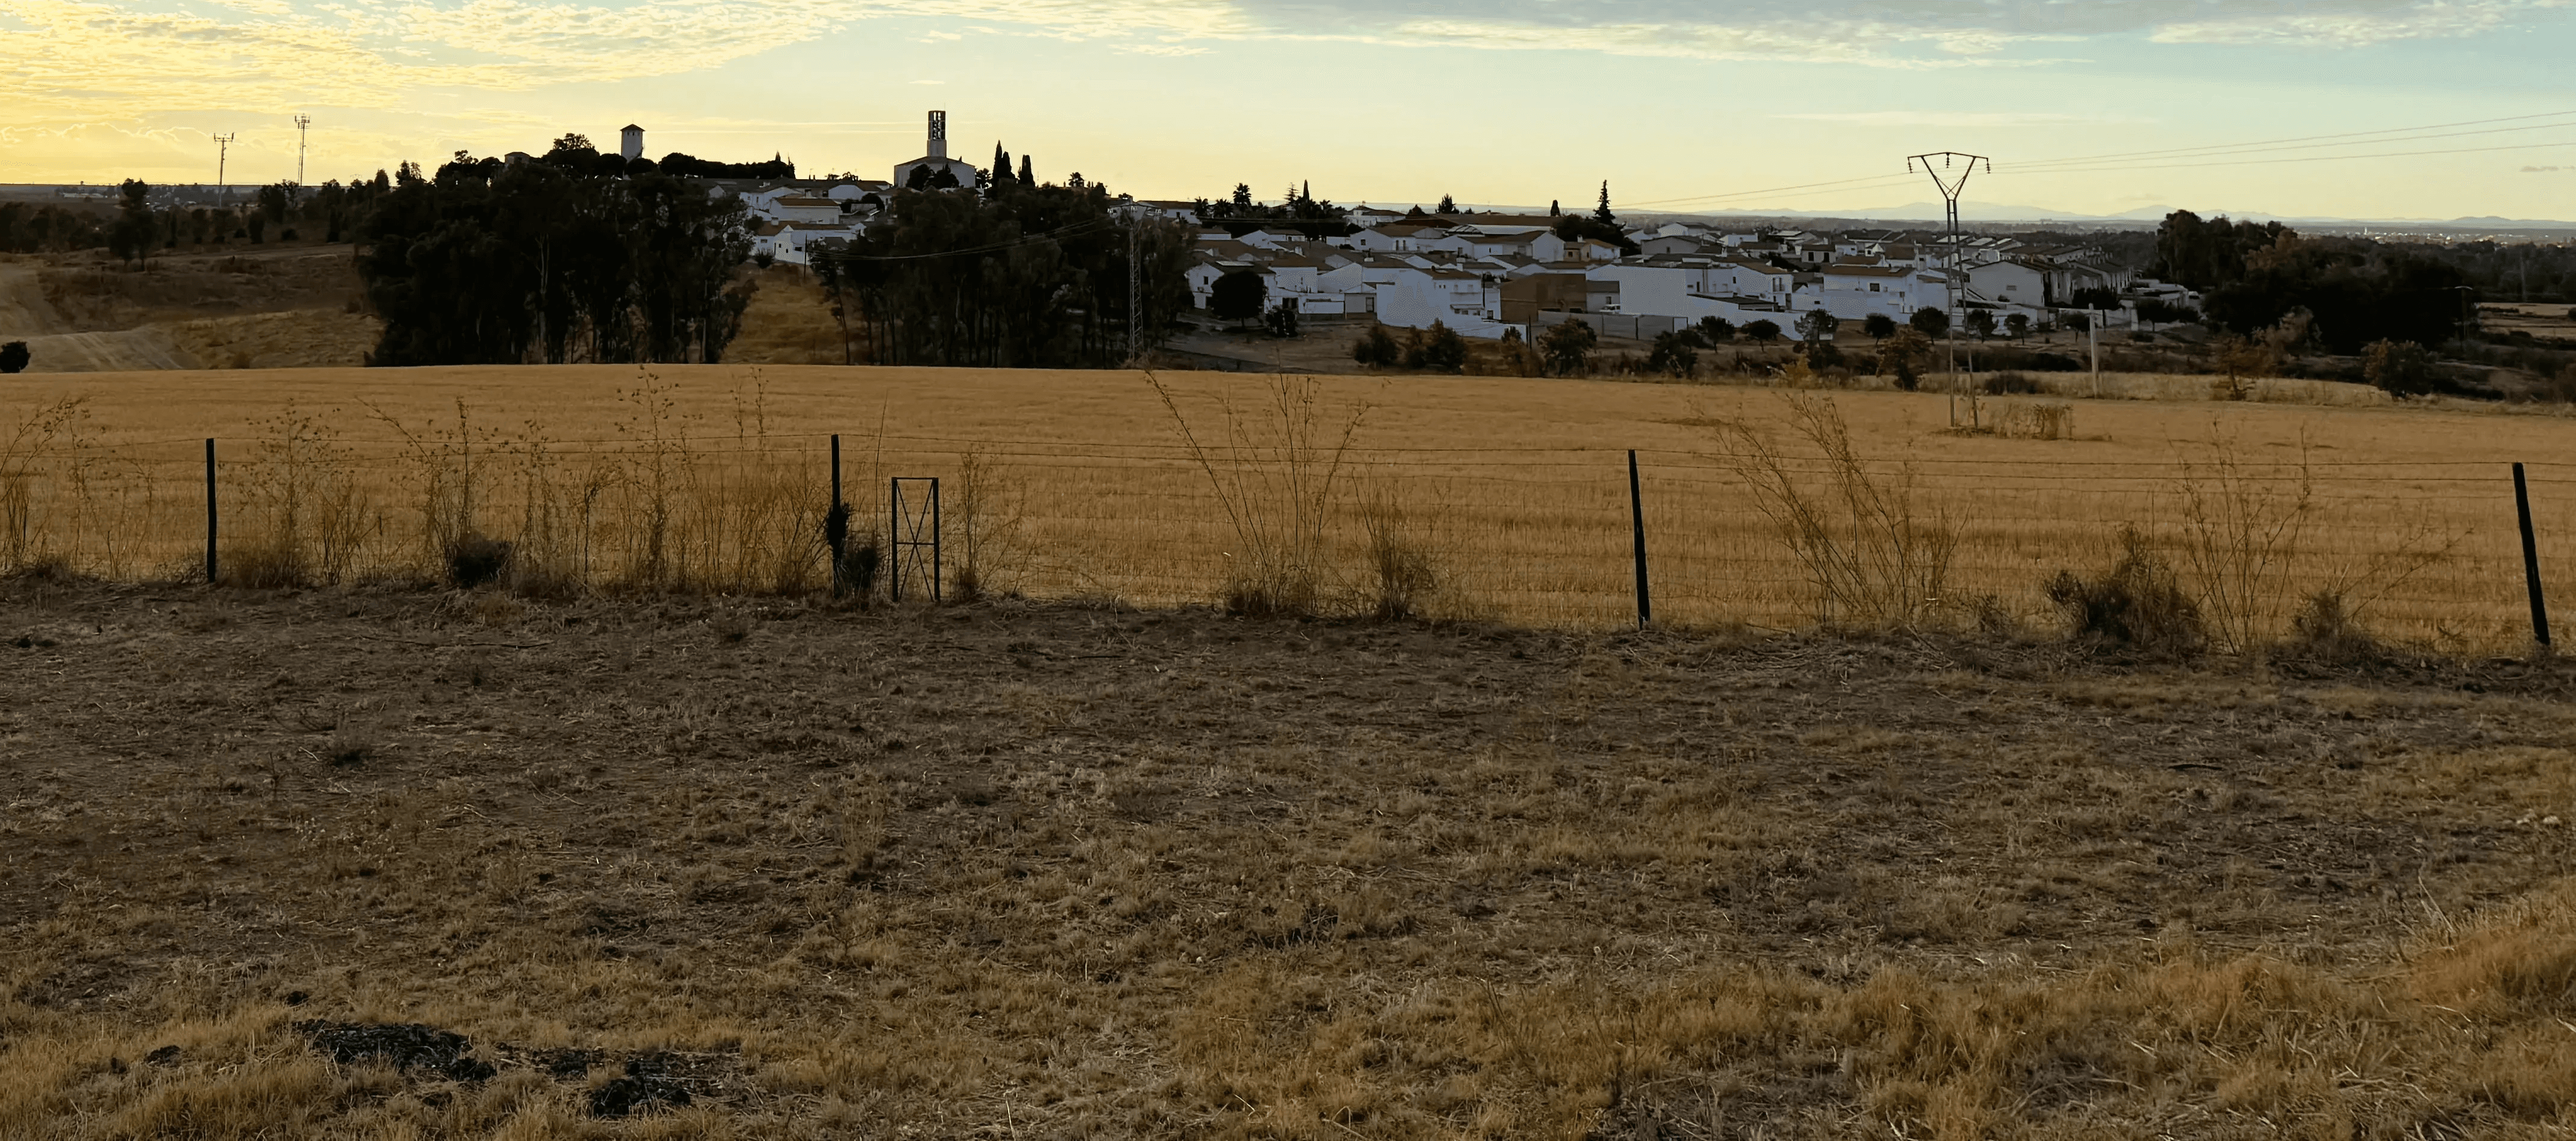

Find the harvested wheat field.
[
  {"left": 6, "top": 364, "right": 2576, "bottom": 651},
  {"left": 4, "top": 579, "right": 2576, "bottom": 1139}
]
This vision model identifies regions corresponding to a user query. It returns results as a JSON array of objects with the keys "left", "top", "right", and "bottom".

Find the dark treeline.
[
  {"left": 2156, "top": 210, "right": 2481, "bottom": 353},
  {"left": 357, "top": 140, "right": 753, "bottom": 366},
  {"left": 659, "top": 152, "right": 795, "bottom": 180},
  {"left": 0, "top": 201, "right": 108, "bottom": 253},
  {"left": 824, "top": 181, "right": 1192, "bottom": 368}
]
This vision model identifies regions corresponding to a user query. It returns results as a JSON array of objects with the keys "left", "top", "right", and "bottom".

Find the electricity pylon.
[
  {"left": 293, "top": 115, "right": 312, "bottom": 185},
  {"left": 213, "top": 133, "right": 239, "bottom": 205},
  {"left": 1908, "top": 152, "right": 1989, "bottom": 393}
]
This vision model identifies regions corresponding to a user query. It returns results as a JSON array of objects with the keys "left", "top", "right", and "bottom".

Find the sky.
[{"left": 3, "top": 0, "right": 2574, "bottom": 221}]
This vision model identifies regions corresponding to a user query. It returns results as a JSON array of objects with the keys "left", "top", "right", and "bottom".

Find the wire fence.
[{"left": 3, "top": 427, "right": 2569, "bottom": 651}]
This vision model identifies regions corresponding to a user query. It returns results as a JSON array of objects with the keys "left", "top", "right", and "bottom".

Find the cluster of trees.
[
  {"left": 2153, "top": 210, "right": 2475, "bottom": 354},
  {"left": 819, "top": 179, "right": 1192, "bottom": 369},
  {"left": 357, "top": 143, "right": 755, "bottom": 366},
  {"left": 0, "top": 201, "right": 108, "bottom": 253},
  {"left": 658, "top": 152, "right": 795, "bottom": 180},
  {"left": 1352, "top": 322, "right": 1469, "bottom": 372},
  {"left": 1551, "top": 182, "right": 1638, "bottom": 255},
  {"left": 1200, "top": 182, "right": 1348, "bottom": 224},
  {"left": 32, "top": 173, "right": 404, "bottom": 267}
]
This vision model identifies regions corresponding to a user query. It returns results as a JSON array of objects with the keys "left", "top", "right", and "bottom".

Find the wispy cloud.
[{"left": 1776, "top": 111, "right": 2140, "bottom": 127}]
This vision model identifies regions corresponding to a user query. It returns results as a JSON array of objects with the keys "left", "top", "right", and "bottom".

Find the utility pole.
[
  {"left": 213, "top": 133, "right": 237, "bottom": 206},
  {"left": 2089, "top": 309, "right": 2101, "bottom": 397},
  {"left": 1908, "top": 152, "right": 1989, "bottom": 395},
  {"left": 293, "top": 115, "right": 312, "bottom": 185},
  {"left": 1126, "top": 212, "right": 1141, "bottom": 366}
]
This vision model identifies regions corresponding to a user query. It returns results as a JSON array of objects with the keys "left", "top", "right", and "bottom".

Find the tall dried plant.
[
  {"left": 1148, "top": 373, "right": 1365, "bottom": 616},
  {"left": 2171, "top": 430, "right": 2315, "bottom": 651},
  {"left": 949, "top": 443, "right": 1026, "bottom": 602},
  {"left": 0, "top": 396, "right": 85, "bottom": 574},
  {"left": 1710, "top": 393, "right": 1959, "bottom": 627},
  {"left": 230, "top": 402, "right": 372, "bottom": 586}
]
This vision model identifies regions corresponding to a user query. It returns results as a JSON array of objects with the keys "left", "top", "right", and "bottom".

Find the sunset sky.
[{"left": 3, "top": 0, "right": 2572, "bottom": 219}]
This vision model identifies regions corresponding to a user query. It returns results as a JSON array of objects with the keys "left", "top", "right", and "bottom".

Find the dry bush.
[
  {"left": 2045, "top": 526, "right": 2205, "bottom": 655},
  {"left": 0, "top": 396, "right": 86, "bottom": 575},
  {"left": 2173, "top": 431, "right": 2315, "bottom": 651},
  {"left": 948, "top": 444, "right": 1025, "bottom": 602},
  {"left": 1709, "top": 393, "right": 1959, "bottom": 627},
  {"left": 227, "top": 402, "right": 373, "bottom": 587},
  {"left": 1350, "top": 475, "right": 1466, "bottom": 621},
  {"left": 1150, "top": 373, "right": 1364, "bottom": 617}
]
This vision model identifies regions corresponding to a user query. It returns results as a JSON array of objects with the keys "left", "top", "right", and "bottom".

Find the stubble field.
[
  {"left": 5, "top": 578, "right": 2576, "bottom": 1139},
  {"left": 4, "top": 364, "right": 2575, "bottom": 650}
]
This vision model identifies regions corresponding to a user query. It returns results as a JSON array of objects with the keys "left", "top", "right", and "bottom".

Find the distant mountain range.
[{"left": 1676, "top": 201, "right": 2576, "bottom": 230}]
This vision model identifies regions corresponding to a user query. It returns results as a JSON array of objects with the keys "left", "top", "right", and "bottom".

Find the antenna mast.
[
  {"left": 1907, "top": 151, "right": 1990, "bottom": 393},
  {"left": 293, "top": 115, "right": 312, "bottom": 185},
  {"left": 213, "top": 133, "right": 239, "bottom": 206}
]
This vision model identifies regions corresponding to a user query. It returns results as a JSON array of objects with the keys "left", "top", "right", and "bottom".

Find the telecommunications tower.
[
  {"left": 294, "top": 115, "right": 312, "bottom": 185},
  {"left": 1907, "top": 151, "right": 1989, "bottom": 390},
  {"left": 213, "top": 132, "right": 239, "bottom": 205}
]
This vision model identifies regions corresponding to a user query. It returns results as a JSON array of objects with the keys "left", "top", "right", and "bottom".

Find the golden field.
[{"left": 5, "top": 363, "right": 2573, "bottom": 650}]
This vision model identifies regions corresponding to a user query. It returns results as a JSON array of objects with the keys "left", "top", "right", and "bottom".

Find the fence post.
[
  {"left": 828, "top": 434, "right": 844, "bottom": 593},
  {"left": 888, "top": 476, "right": 901, "bottom": 603},
  {"left": 2515, "top": 462, "right": 2550, "bottom": 648},
  {"left": 1628, "top": 449, "right": 1651, "bottom": 628},
  {"left": 204, "top": 438, "right": 218, "bottom": 585}
]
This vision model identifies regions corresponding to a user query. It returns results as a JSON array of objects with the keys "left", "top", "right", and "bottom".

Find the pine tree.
[
  {"left": 1019, "top": 155, "right": 1033, "bottom": 185},
  {"left": 1437, "top": 194, "right": 1456, "bottom": 214},
  {"left": 1550, "top": 200, "right": 1560, "bottom": 216},
  {"left": 1594, "top": 182, "right": 1615, "bottom": 225}
]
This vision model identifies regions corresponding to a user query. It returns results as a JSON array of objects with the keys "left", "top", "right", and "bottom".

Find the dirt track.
[{"left": 6, "top": 580, "right": 2576, "bottom": 1136}]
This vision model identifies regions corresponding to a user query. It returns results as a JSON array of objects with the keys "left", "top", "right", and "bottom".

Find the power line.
[
  {"left": 2012, "top": 138, "right": 2576, "bottom": 176},
  {"left": 2004, "top": 108, "right": 2576, "bottom": 171}
]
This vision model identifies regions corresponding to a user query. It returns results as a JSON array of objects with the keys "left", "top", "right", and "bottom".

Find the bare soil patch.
[{"left": 4, "top": 581, "right": 2576, "bottom": 1137}]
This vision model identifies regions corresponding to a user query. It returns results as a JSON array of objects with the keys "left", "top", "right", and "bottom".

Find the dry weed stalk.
[
  {"left": 2173, "top": 430, "right": 2312, "bottom": 650},
  {"left": 0, "top": 395, "right": 85, "bottom": 574},
  {"left": 1353, "top": 472, "right": 1470, "bottom": 621},
  {"left": 949, "top": 443, "right": 1026, "bottom": 602},
  {"left": 229, "top": 402, "right": 373, "bottom": 587},
  {"left": 367, "top": 397, "right": 497, "bottom": 582},
  {"left": 1148, "top": 373, "right": 1365, "bottom": 616},
  {"left": 1711, "top": 393, "right": 1959, "bottom": 627}
]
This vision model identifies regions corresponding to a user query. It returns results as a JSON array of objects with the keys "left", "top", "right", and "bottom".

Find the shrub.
[
  {"left": 2363, "top": 339, "right": 2436, "bottom": 397},
  {"left": 0, "top": 342, "right": 28, "bottom": 375},
  {"left": 2284, "top": 590, "right": 2382, "bottom": 663},
  {"left": 1353, "top": 325, "right": 1401, "bottom": 367},
  {"left": 445, "top": 533, "right": 514, "bottom": 588},
  {"left": 1401, "top": 322, "right": 1467, "bottom": 374},
  {"left": 2045, "top": 527, "right": 2204, "bottom": 655},
  {"left": 1646, "top": 331, "right": 1699, "bottom": 378},
  {"left": 1711, "top": 393, "right": 1959, "bottom": 627},
  {"left": 1540, "top": 319, "right": 1597, "bottom": 376},
  {"left": 1981, "top": 372, "right": 2044, "bottom": 395}
]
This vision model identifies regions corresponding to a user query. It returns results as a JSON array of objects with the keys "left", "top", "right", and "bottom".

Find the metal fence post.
[
  {"left": 204, "top": 438, "right": 218, "bottom": 584},
  {"left": 2516, "top": 462, "right": 2550, "bottom": 648},
  {"left": 1628, "top": 449, "right": 1651, "bottom": 628}
]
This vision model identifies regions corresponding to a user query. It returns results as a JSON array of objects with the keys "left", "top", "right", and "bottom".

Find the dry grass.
[
  {"left": 0, "top": 364, "right": 2572, "bottom": 649},
  {"left": 6, "top": 583, "right": 2576, "bottom": 1138}
]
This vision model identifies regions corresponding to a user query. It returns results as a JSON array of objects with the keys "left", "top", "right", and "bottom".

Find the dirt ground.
[{"left": 5, "top": 579, "right": 2576, "bottom": 1138}]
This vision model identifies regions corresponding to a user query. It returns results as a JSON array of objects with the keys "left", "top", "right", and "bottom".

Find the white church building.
[{"left": 892, "top": 111, "right": 978, "bottom": 191}]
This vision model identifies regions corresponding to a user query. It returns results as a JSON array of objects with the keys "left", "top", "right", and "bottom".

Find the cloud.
[
  {"left": 2527, "top": 165, "right": 2570, "bottom": 172},
  {"left": 0, "top": 0, "right": 2560, "bottom": 140},
  {"left": 2150, "top": 0, "right": 2569, "bottom": 46},
  {"left": 1777, "top": 111, "right": 2140, "bottom": 127}
]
